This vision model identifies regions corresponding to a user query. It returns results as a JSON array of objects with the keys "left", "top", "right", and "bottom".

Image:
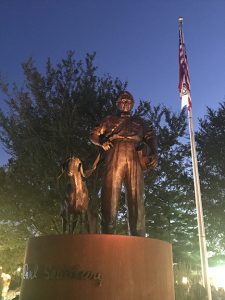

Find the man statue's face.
[{"left": 117, "top": 98, "right": 133, "bottom": 113}]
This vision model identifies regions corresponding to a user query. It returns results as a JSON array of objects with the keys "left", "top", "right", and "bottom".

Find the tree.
[
  {"left": 0, "top": 51, "right": 126, "bottom": 272},
  {"left": 0, "top": 51, "right": 124, "bottom": 192},
  {"left": 136, "top": 103, "right": 200, "bottom": 263},
  {"left": 197, "top": 103, "right": 225, "bottom": 256}
]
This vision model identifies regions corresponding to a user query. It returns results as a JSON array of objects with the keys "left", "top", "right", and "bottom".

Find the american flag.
[{"left": 179, "top": 18, "right": 192, "bottom": 110}]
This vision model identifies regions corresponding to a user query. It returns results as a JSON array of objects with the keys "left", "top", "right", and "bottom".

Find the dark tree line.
[
  {"left": 0, "top": 52, "right": 224, "bottom": 279},
  {"left": 197, "top": 104, "right": 225, "bottom": 256}
]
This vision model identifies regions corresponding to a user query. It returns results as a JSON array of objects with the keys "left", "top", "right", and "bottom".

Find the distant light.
[
  {"left": 209, "top": 266, "right": 225, "bottom": 289},
  {"left": 182, "top": 276, "right": 188, "bottom": 284},
  {"left": 1, "top": 273, "right": 11, "bottom": 280}
]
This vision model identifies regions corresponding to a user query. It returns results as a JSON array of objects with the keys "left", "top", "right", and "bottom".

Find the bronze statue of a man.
[{"left": 90, "top": 91, "right": 157, "bottom": 236}]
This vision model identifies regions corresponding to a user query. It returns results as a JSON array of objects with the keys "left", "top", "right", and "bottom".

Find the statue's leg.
[
  {"left": 60, "top": 208, "right": 68, "bottom": 234},
  {"left": 71, "top": 212, "right": 79, "bottom": 234},
  {"left": 62, "top": 216, "right": 67, "bottom": 234},
  {"left": 84, "top": 210, "right": 90, "bottom": 233},
  {"left": 124, "top": 145, "right": 145, "bottom": 236},
  {"left": 101, "top": 144, "right": 125, "bottom": 234},
  {"left": 80, "top": 211, "right": 89, "bottom": 234},
  {"left": 68, "top": 213, "right": 72, "bottom": 234},
  {"left": 86, "top": 206, "right": 98, "bottom": 233}
]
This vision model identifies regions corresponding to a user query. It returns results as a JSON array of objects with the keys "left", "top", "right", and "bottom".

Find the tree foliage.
[
  {"left": 137, "top": 103, "right": 199, "bottom": 262},
  {"left": 0, "top": 52, "right": 123, "bottom": 192},
  {"left": 197, "top": 103, "right": 225, "bottom": 255},
  {"left": 0, "top": 51, "right": 126, "bottom": 272}
]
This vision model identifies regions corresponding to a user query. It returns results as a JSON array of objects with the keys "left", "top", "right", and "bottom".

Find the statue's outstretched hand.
[{"left": 102, "top": 141, "right": 113, "bottom": 151}]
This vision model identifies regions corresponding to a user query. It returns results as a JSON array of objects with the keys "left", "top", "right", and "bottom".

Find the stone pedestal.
[{"left": 20, "top": 234, "right": 175, "bottom": 300}]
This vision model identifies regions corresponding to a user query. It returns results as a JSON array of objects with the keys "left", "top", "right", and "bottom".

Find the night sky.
[{"left": 1, "top": 0, "right": 225, "bottom": 165}]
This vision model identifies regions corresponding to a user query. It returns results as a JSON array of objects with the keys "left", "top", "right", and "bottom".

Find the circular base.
[{"left": 20, "top": 234, "right": 175, "bottom": 300}]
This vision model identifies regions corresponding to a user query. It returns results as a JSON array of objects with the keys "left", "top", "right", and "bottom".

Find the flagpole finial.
[{"left": 178, "top": 16, "right": 183, "bottom": 23}]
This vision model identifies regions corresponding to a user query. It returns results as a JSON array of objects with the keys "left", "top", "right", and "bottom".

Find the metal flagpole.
[{"left": 178, "top": 17, "right": 212, "bottom": 300}]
